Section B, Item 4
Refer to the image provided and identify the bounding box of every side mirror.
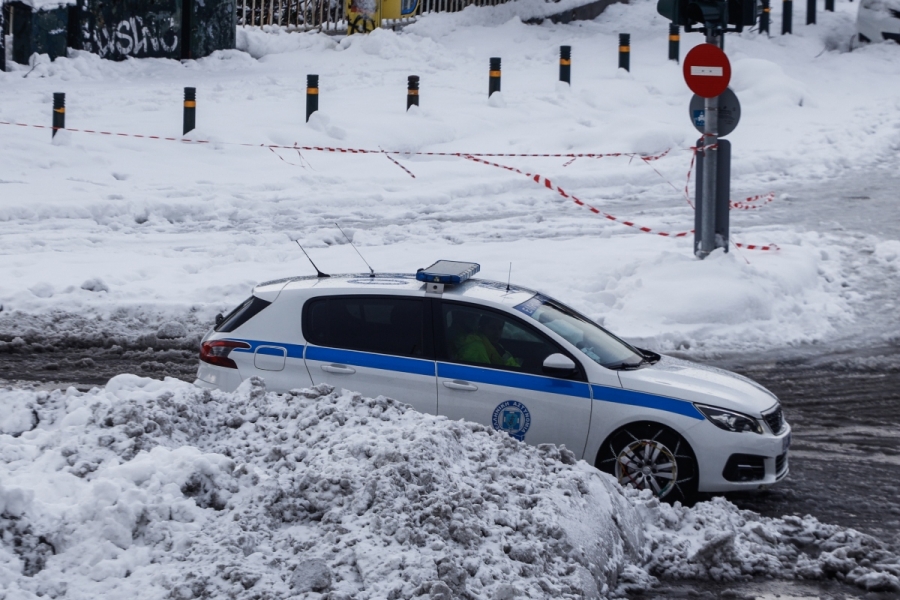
[215,313,225,326]
[543,353,577,377]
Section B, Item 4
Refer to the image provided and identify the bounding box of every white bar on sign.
[690,66,724,77]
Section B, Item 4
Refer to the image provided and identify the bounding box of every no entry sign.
[683,44,731,99]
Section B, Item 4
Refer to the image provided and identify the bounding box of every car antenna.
[506,262,512,292]
[335,223,375,278]
[295,240,330,278]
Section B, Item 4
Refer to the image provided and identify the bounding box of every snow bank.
[635,495,900,593]
[3,377,900,598]
[0,376,646,599]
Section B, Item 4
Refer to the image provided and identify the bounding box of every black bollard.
[760,0,771,34]
[807,0,815,24]
[183,87,196,135]
[559,46,571,84]
[52,93,65,139]
[489,57,501,97]
[825,0,834,10]
[407,75,419,110]
[306,74,319,123]
[618,33,630,72]
[783,0,793,34]
[668,24,680,63]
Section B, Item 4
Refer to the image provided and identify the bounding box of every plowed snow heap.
[2,376,899,599]
[0,376,645,599]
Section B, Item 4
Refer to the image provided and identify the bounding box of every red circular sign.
[683,44,732,99]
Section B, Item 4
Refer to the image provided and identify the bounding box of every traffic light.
[657,0,689,27]
[657,0,757,32]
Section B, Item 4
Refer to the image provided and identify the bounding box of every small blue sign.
[492,400,531,441]
[692,109,705,128]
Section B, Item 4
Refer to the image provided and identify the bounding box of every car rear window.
[215,296,272,333]
[303,296,428,358]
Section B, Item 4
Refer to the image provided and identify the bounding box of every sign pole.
[698,30,720,259]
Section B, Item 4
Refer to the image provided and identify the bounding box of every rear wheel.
[597,422,698,504]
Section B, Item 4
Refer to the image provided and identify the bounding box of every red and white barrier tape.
[3,119,778,251]
[731,193,776,210]
[463,155,779,251]
[380,148,416,179]
[462,155,692,238]
[0,120,669,161]
[682,144,777,210]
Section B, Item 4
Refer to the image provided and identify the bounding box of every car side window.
[304,296,429,358]
[439,302,580,378]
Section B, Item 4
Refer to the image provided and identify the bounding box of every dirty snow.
[2,377,900,598]
[1,376,646,599]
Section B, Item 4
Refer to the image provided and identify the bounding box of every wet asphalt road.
[722,349,900,552]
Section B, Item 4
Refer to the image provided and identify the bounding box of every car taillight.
[200,340,251,369]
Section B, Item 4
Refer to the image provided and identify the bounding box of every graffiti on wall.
[80,14,179,59]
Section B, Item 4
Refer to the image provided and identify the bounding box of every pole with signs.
[683,42,731,257]
[655,0,755,258]
[700,38,719,258]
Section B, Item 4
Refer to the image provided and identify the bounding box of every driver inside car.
[455,314,521,368]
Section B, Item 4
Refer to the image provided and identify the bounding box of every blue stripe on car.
[591,385,704,420]
[437,362,590,398]
[227,339,703,420]
[306,346,436,377]
[227,339,305,359]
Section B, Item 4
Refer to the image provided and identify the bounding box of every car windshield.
[514,294,645,369]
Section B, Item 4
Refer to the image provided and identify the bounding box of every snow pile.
[3,376,900,598]
[635,494,900,593]
[0,376,646,599]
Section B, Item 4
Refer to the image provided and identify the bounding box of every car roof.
[254,273,537,307]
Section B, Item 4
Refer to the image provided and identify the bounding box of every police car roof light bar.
[416,261,481,285]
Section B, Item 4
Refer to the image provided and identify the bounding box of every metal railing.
[238,0,513,31]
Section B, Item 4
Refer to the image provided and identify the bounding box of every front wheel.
[596,422,698,505]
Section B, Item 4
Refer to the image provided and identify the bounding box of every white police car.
[196,261,790,503]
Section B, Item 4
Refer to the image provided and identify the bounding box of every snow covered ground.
[1,0,899,358]
[2,377,899,598]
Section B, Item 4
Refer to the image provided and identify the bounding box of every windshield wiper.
[606,359,645,370]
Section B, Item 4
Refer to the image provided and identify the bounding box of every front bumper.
[690,420,792,493]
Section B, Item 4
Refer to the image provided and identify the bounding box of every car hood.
[617,355,779,416]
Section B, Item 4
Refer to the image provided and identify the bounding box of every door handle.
[322,364,356,375]
[443,380,478,392]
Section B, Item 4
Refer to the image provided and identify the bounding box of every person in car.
[456,315,521,367]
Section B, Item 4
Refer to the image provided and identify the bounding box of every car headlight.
[694,404,763,434]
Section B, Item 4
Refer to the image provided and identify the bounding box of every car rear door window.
[304,296,429,358]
